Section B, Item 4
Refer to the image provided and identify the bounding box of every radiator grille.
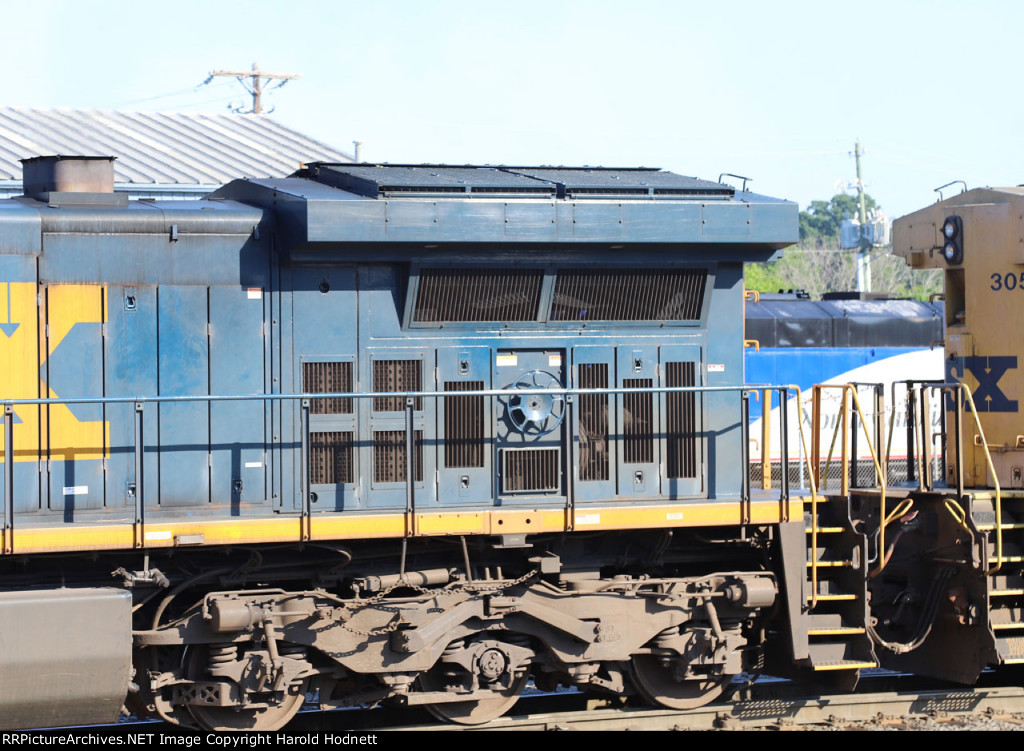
[665,362,697,478]
[309,431,354,484]
[303,361,353,414]
[578,363,609,481]
[373,360,422,412]
[444,381,485,468]
[623,379,654,464]
[373,430,424,483]
[502,448,560,493]
[550,269,707,321]
[413,268,544,322]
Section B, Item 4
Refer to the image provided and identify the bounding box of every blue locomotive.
[2,156,868,730]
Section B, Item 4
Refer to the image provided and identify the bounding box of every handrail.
[899,382,1001,574]
[957,384,1003,574]
[811,384,893,577]
[1,382,793,555]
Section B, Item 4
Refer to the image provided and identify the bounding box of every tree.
[799,192,879,249]
[746,192,942,300]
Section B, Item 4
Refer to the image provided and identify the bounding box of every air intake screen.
[310,432,354,484]
[665,362,697,479]
[373,430,424,483]
[444,381,485,468]
[413,268,543,322]
[373,360,422,412]
[502,448,560,493]
[578,364,609,481]
[551,269,707,321]
[623,379,654,464]
[303,362,353,414]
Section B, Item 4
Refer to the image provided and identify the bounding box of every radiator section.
[413,268,544,322]
[622,378,654,464]
[373,360,422,412]
[443,381,485,468]
[373,430,424,483]
[578,363,609,481]
[551,268,707,321]
[665,362,697,478]
[303,361,353,414]
[309,431,354,484]
[502,448,560,493]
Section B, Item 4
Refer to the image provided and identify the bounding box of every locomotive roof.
[212,163,798,258]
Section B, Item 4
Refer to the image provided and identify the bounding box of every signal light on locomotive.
[942,215,963,265]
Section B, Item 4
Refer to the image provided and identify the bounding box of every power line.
[205,63,300,114]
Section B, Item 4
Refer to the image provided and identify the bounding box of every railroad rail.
[373,685,1024,731]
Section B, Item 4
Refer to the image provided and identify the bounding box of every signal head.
[941,215,963,265]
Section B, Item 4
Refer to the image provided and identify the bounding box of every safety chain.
[338,569,539,637]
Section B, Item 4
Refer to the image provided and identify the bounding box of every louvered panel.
[373,430,424,483]
[623,378,654,464]
[413,268,544,322]
[551,269,707,321]
[502,448,560,493]
[303,362,353,414]
[443,381,484,468]
[665,362,697,479]
[373,360,422,412]
[309,431,354,484]
[578,363,609,481]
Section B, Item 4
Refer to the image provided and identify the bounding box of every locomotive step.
[809,660,878,671]
[807,626,867,636]
[806,592,857,602]
[988,607,1024,627]
[805,559,856,568]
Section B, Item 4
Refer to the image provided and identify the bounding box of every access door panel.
[494,349,566,505]
[437,347,492,505]
[660,344,704,498]
[362,348,437,509]
[572,345,616,502]
[616,345,660,498]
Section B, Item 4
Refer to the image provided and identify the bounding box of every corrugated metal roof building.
[0,107,353,199]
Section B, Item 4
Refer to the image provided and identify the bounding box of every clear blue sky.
[3,0,1019,218]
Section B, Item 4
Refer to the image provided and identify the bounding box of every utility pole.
[207,63,300,114]
[854,139,871,294]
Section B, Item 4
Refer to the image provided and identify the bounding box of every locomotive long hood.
[211,163,798,260]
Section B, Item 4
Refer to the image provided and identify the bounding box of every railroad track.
[289,683,1024,732]
[25,679,1024,733]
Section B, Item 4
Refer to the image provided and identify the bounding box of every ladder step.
[991,589,1024,597]
[992,622,1024,631]
[806,526,846,534]
[811,660,877,672]
[989,556,1024,564]
[808,627,866,636]
[807,593,857,602]
[806,560,854,568]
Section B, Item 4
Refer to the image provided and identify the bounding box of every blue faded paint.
[0,163,797,526]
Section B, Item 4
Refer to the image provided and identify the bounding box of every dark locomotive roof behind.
[746,292,944,348]
[302,163,736,200]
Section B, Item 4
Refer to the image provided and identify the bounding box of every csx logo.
[0,282,108,461]
[948,355,1018,412]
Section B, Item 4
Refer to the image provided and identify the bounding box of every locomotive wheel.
[184,646,309,732]
[420,666,529,725]
[630,655,730,710]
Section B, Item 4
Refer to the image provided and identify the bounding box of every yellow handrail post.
[762,388,772,491]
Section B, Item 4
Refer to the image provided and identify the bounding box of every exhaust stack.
[20,155,117,200]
